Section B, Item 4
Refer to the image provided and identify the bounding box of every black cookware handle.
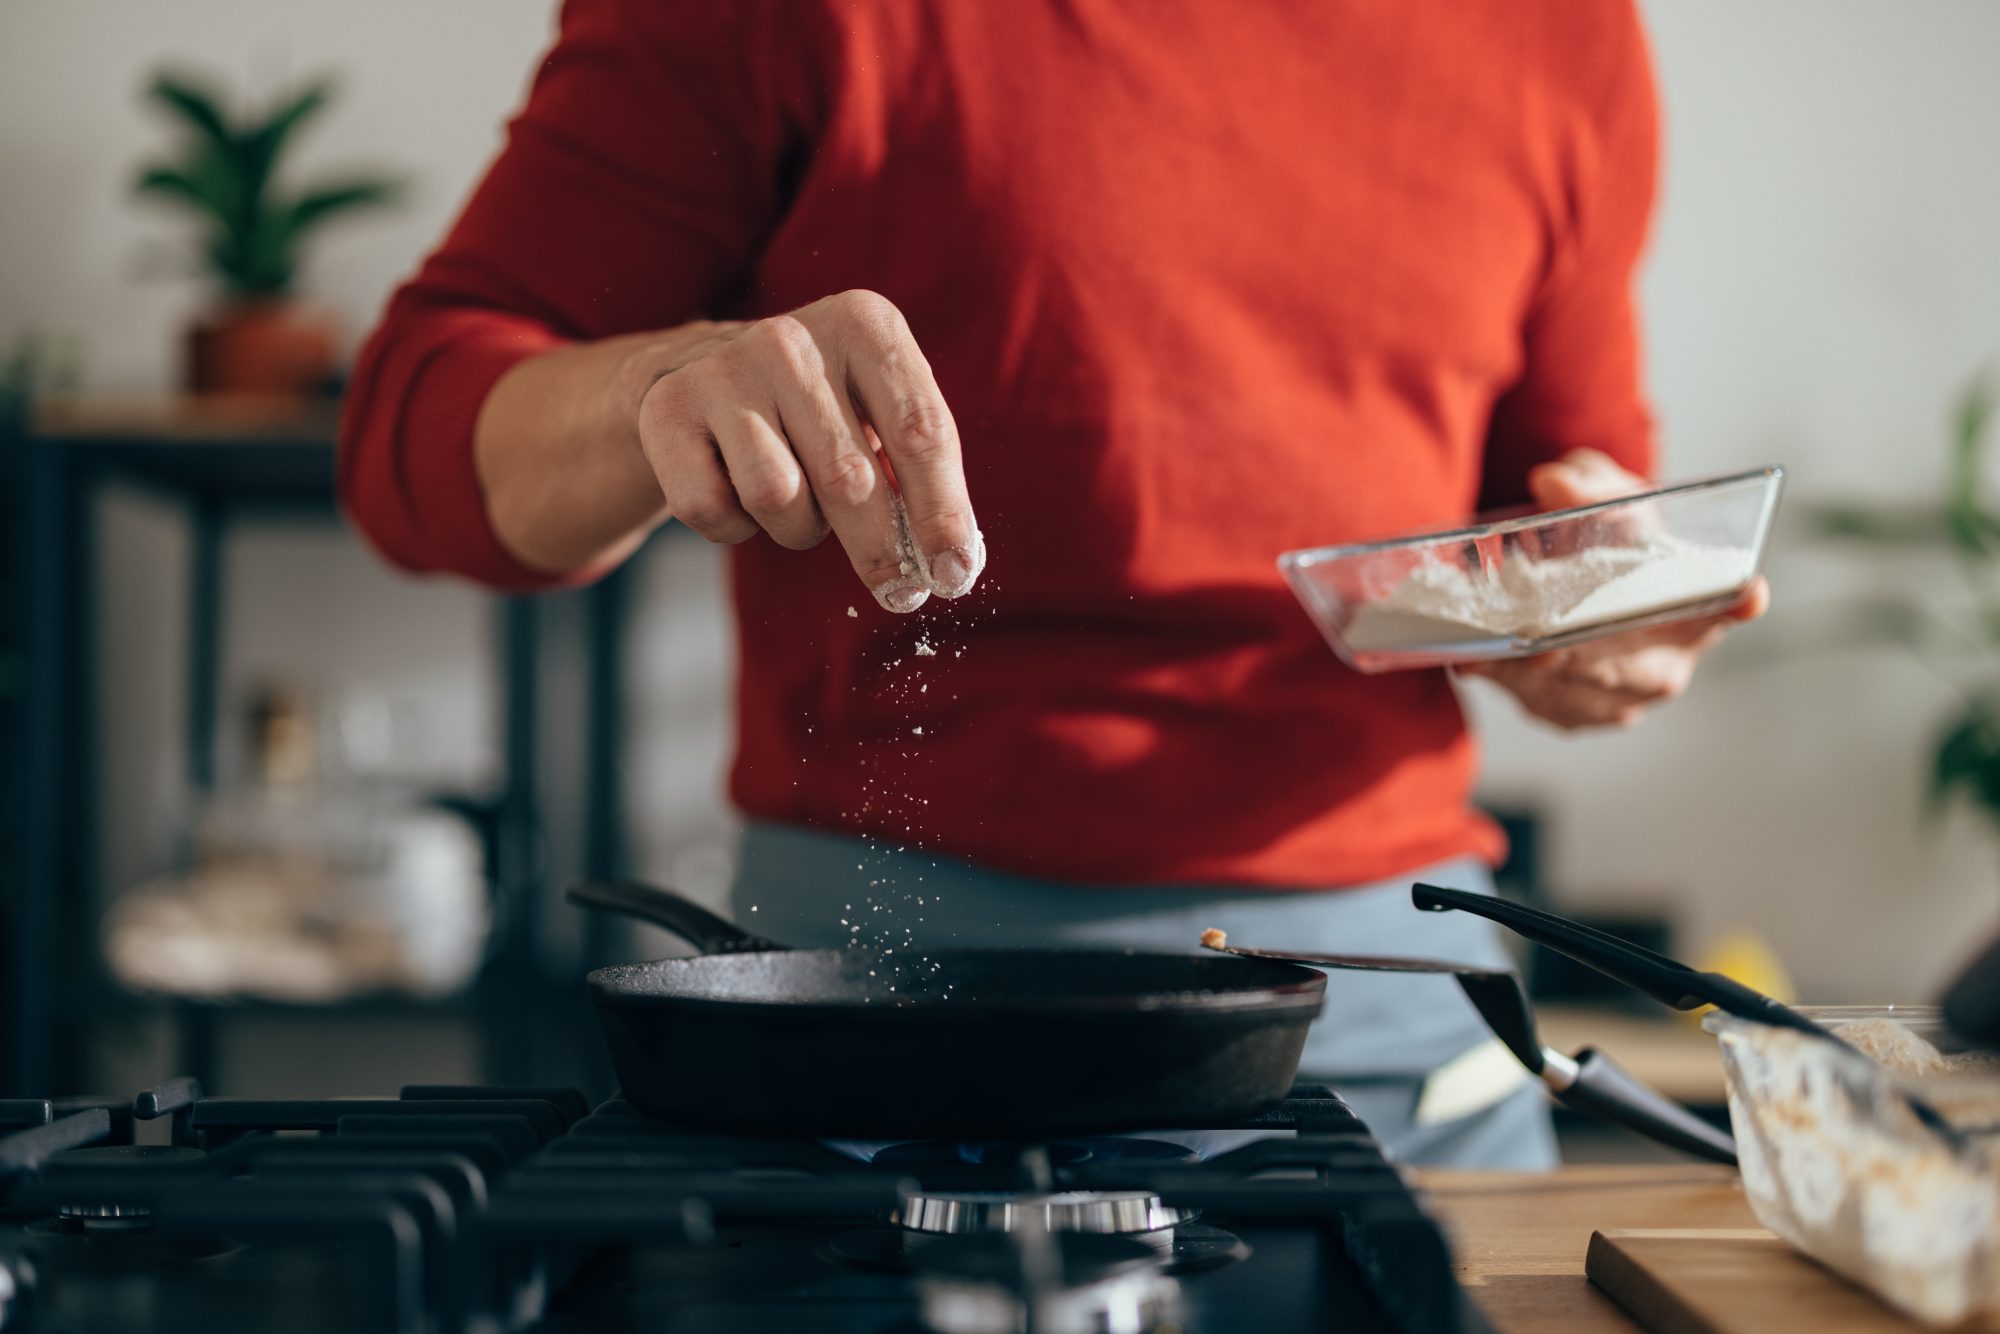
[1557,1047,1738,1165]
[1412,884,1823,1037]
[1450,971,1548,1076]
[566,880,786,954]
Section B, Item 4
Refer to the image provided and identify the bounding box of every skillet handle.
[1555,1046,1738,1166]
[1412,883,1823,1037]
[566,880,784,954]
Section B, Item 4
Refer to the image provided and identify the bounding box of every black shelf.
[3,397,632,1097]
[28,397,342,506]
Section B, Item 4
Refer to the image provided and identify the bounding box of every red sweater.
[341,0,1658,888]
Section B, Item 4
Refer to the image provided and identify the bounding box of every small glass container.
[1278,466,1784,673]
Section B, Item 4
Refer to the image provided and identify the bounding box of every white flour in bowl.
[1342,535,1752,653]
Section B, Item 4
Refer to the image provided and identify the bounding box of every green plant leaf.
[1957,374,1996,473]
[134,159,237,225]
[1929,711,1999,815]
[144,72,235,151]
[279,177,399,241]
[1726,594,1960,671]
[261,81,334,156]
[1948,372,1998,555]
[1801,503,1957,546]
[238,80,334,205]
[134,66,395,298]
[135,164,220,212]
[235,216,296,294]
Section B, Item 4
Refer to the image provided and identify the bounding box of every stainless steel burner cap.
[47,1145,203,1229]
[54,1202,153,1231]
[895,1190,1197,1237]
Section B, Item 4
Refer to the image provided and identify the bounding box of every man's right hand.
[635,289,982,613]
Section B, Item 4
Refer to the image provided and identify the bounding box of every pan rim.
[584,947,1328,1019]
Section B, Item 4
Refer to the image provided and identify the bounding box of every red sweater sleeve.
[1479,1,1660,509]
[338,0,817,588]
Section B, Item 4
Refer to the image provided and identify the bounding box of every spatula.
[1411,882,1971,1150]
[1202,939,1737,1164]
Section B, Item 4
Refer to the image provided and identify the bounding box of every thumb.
[1527,448,1645,512]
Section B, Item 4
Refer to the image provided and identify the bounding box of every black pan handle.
[566,880,785,954]
[1412,884,1823,1037]
[1556,1046,1737,1165]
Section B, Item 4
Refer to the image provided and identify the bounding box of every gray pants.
[731,823,1557,1170]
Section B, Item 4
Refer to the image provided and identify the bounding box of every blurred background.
[4,0,2000,1152]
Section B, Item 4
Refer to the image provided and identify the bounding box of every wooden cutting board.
[1585,1229,1936,1334]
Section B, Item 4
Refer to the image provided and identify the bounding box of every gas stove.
[0,1079,1482,1333]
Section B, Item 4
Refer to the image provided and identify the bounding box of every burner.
[0,1079,1467,1332]
[896,1190,1197,1239]
[49,1146,205,1230]
[871,1137,1199,1168]
[27,1144,230,1265]
[827,1221,1249,1276]
[911,1233,1180,1334]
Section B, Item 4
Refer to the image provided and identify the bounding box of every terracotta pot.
[185,299,339,399]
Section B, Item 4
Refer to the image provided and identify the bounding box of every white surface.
[8,0,2000,1001]
[1341,539,1755,652]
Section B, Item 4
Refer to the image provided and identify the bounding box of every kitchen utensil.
[1279,466,1783,673]
[1203,943,1735,1163]
[1413,883,1970,1148]
[1411,883,1826,1036]
[565,879,1327,1138]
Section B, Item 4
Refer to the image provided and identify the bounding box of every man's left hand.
[1455,449,1767,730]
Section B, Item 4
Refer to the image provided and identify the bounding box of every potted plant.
[1797,369,2000,822]
[134,70,400,398]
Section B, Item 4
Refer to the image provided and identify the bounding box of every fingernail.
[929,548,973,596]
[876,580,929,614]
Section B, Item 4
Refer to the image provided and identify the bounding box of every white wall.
[1468,0,2000,1000]
[6,0,2000,1002]
[0,0,555,386]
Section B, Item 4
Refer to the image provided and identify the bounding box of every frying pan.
[1203,940,1737,1163]
[566,880,1328,1138]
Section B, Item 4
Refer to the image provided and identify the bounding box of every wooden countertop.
[1415,1164,1756,1332]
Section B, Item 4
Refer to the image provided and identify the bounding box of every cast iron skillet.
[567,879,1328,1138]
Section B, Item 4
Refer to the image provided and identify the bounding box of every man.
[341,0,1762,1167]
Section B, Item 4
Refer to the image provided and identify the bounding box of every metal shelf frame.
[2,401,633,1096]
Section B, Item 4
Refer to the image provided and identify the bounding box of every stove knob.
[0,1250,36,1332]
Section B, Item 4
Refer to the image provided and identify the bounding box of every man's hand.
[1455,449,1767,730]
[636,290,982,613]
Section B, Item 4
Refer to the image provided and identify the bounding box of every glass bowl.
[1704,1006,2000,1324]
[1278,466,1784,673]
